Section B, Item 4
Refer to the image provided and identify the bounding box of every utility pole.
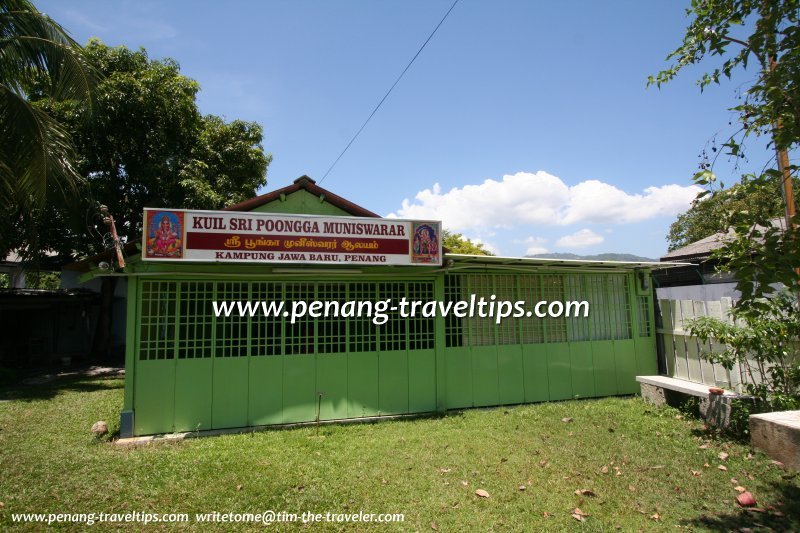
[776,134,796,229]
[711,34,797,232]
[768,56,797,232]
[767,59,799,286]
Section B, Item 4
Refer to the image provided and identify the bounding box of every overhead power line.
[318,0,460,184]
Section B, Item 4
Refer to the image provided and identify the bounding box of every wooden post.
[99,205,125,269]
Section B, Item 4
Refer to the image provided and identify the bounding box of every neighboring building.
[0,288,97,367]
[60,266,130,362]
[1,251,63,289]
[0,252,28,288]
[72,176,685,437]
[653,217,787,301]
[0,253,99,367]
[654,232,736,301]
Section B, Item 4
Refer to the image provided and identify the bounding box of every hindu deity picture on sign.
[411,222,440,264]
[144,210,184,259]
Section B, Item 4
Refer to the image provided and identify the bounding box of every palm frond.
[0,0,97,212]
[0,85,84,205]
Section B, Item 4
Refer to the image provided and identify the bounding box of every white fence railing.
[656,298,741,391]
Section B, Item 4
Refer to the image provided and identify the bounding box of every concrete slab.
[750,410,800,471]
[637,375,740,428]
[752,410,800,427]
[636,375,736,398]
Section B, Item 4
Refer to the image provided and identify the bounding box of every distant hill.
[526,252,658,262]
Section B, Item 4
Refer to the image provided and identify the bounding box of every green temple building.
[77,176,673,437]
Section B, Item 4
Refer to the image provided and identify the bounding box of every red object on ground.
[736,492,757,507]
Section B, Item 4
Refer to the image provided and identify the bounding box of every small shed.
[75,176,685,436]
[0,288,97,366]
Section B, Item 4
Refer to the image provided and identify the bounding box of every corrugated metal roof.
[446,253,692,270]
[660,232,733,260]
[660,217,787,261]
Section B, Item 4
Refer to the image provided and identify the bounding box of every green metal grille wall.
[138,280,435,360]
[442,272,654,408]
[134,279,437,435]
[130,272,656,436]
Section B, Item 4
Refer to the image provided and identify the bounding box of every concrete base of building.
[113,411,438,446]
[636,375,740,428]
[750,410,800,471]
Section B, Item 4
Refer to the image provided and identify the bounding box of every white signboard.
[142,208,442,266]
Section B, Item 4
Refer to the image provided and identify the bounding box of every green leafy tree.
[650,0,799,152]
[23,270,59,289]
[653,0,800,304]
[666,175,795,250]
[12,40,271,260]
[0,0,97,254]
[656,1,800,421]
[9,40,271,359]
[442,230,494,256]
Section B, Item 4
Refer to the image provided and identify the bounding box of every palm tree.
[0,0,96,221]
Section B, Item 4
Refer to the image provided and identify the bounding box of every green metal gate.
[133,279,437,435]
[131,270,655,435]
[442,272,654,408]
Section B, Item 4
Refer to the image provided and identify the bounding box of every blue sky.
[36,0,774,259]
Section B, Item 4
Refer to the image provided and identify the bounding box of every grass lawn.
[1,374,798,531]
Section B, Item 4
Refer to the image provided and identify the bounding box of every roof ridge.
[224,176,380,217]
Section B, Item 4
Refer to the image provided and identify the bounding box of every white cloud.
[561,181,702,225]
[517,236,549,255]
[389,171,702,231]
[525,245,549,255]
[472,237,500,255]
[555,229,604,248]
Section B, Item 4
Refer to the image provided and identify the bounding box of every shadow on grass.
[128,408,464,444]
[682,478,800,531]
[225,409,457,438]
[690,425,751,445]
[0,375,123,402]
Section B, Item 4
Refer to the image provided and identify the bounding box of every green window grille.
[566,274,631,342]
[637,295,651,337]
[138,279,435,360]
[348,282,378,353]
[178,281,214,359]
[443,272,634,347]
[518,275,545,344]
[408,281,435,350]
[466,274,496,346]
[317,283,347,354]
[495,274,518,345]
[137,276,638,359]
[610,275,632,340]
[215,281,250,357]
[566,275,590,342]
[285,282,315,355]
[444,275,463,347]
[251,282,283,356]
[541,274,567,343]
[139,281,177,360]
